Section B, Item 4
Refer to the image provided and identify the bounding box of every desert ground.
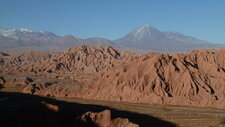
[1,83,225,127]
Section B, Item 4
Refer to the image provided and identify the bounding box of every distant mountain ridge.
[115,24,224,52]
[0,28,119,52]
[0,25,224,53]
[0,28,59,39]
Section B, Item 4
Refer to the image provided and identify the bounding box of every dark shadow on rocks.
[0,85,3,89]
[0,91,177,127]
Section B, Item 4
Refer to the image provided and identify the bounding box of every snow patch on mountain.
[0,28,59,39]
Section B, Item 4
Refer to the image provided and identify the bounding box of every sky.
[0,0,225,43]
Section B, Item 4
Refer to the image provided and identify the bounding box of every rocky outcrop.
[23,81,54,94]
[0,74,33,86]
[23,79,82,97]
[80,110,139,127]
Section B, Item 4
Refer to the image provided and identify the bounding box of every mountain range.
[115,24,224,52]
[0,25,224,53]
[0,28,118,52]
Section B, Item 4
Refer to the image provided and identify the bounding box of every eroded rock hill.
[0,50,52,72]
[34,48,225,109]
[17,45,135,80]
[2,46,225,109]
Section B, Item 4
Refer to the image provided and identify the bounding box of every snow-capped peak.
[0,27,58,39]
[132,24,161,40]
[0,28,14,38]
[13,28,34,32]
[136,24,150,31]
[0,28,37,38]
[12,28,47,33]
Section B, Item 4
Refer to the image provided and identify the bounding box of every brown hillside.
[18,45,135,80]
[0,50,51,72]
[55,48,225,109]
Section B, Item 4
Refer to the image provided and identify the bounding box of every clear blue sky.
[0,0,225,43]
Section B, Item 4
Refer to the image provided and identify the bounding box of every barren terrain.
[0,84,225,127]
[1,46,225,127]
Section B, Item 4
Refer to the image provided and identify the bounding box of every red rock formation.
[23,79,82,97]
[0,50,52,72]
[80,110,139,127]
[69,48,225,109]
[0,74,33,86]
[18,45,135,80]
[3,46,225,109]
